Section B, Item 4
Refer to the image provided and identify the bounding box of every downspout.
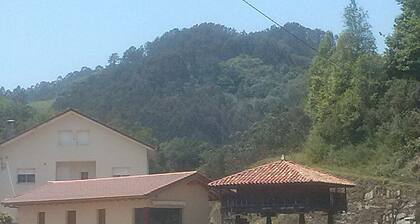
[5,158,16,196]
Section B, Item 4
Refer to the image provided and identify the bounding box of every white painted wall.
[0,111,151,221]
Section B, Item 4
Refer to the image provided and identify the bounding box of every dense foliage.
[0,88,44,139]
[0,213,12,224]
[305,0,419,180]
[2,22,321,177]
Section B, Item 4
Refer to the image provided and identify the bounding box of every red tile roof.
[209,160,355,187]
[3,171,208,207]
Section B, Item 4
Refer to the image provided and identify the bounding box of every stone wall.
[298,178,419,224]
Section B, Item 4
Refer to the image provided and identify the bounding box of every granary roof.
[3,171,209,207]
[209,160,355,188]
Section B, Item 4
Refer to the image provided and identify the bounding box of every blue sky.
[0,0,401,90]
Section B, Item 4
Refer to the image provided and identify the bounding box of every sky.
[0,0,401,90]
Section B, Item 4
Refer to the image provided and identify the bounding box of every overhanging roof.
[209,160,355,188]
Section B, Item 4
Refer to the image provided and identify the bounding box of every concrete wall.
[0,111,150,220]
[15,181,210,224]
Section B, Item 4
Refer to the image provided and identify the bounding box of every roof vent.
[281,155,285,160]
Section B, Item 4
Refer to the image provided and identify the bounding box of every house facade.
[0,109,154,221]
[2,171,211,224]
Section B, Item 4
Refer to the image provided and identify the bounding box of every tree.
[107,53,120,66]
[306,0,382,149]
[343,0,376,55]
[386,0,420,80]
[157,138,213,172]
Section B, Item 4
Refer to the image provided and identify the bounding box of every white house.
[0,109,154,221]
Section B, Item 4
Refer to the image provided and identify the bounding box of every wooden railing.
[221,192,348,214]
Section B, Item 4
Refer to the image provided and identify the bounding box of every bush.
[0,213,12,224]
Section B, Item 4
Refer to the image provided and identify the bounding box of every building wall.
[0,111,150,220]
[56,161,97,181]
[16,181,210,224]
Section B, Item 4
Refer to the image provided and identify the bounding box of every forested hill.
[1,22,323,175]
[29,22,323,147]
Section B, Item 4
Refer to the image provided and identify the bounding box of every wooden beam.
[266,216,272,224]
[327,212,334,224]
[143,208,150,224]
[299,214,305,224]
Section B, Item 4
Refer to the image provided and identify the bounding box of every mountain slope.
[50,23,323,146]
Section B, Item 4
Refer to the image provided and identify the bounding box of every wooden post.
[299,214,305,224]
[327,212,334,224]
[143,208,150,224]
[266,216,272,224]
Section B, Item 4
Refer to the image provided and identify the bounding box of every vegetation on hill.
[305,0,419,181]
[0,0,418,182]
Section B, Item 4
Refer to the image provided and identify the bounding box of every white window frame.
[76,130,90,146]
[112,167,131,177]
[17,168,36,184]
[58,130,75,146]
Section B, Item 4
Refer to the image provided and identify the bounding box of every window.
[59,130,74,146]
[135,208,182,224]
[80,172,89,180]
[112,167,130,177]
[67,210,76,224]
[76,130,90,145]
[17,169,36,184]
[38,212,45,224]
[97,209,106,224]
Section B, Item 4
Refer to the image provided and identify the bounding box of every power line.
[239,0,340,68]
[240,0,318,52]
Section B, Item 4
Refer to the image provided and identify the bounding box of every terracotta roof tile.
[209,160,355,187]
[3,171,205,206]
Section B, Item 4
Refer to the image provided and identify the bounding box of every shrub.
[0,213,12,224]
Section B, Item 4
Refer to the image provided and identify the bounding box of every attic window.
[58,130,74,146]
[76,130,90,145]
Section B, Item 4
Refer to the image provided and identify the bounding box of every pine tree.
[386,0,420,80]
[343,0,377,55]
[306,0,381,148]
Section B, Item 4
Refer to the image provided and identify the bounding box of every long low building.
[2,171,211,224]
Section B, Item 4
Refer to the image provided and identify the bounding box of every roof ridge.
[49,171,197,184]
[0,108,156,150]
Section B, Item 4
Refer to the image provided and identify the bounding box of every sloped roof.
[209,160,355,187]
[3,171,208,207]
[0,108,155,150]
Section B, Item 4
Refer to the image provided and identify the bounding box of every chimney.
[4,119,16,139]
